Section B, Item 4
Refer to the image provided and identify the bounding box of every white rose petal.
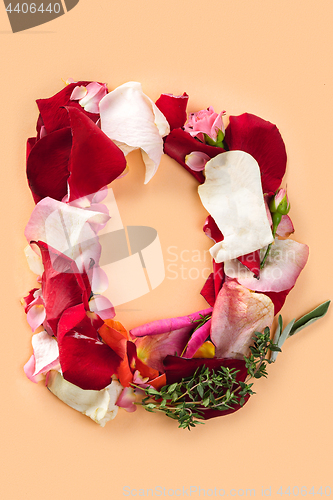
[47,371,123,427]
[99,82,170,184]
[198,151,273,262]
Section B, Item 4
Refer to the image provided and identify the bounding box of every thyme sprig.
[136,328,281,430]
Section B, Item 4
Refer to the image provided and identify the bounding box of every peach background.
[1,1,332,499]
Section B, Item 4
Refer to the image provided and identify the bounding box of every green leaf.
[270,318,295,363]
[289,301,331,337]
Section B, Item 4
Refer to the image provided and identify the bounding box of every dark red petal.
[36,241,91,335]
[200,273,215,306]
[237,250,261,279]
[26,127,72,202]
[22,288,40,313]
[164,356,249,419]
[155,93,189,130]
[262,287,293,315]
[164,129,225,183]
[66,107,127,201]
[213,261,224,298]
[224,113,287,193]
[58,304,121,391]
[203,215,224,243]
[37,81,100,134]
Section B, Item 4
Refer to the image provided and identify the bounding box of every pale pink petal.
[24,355,43,383]
[211,281,274,358]
[26,303,46,332]
[224,239,309,292]
[276,215,294,237]
[91,266,109,294]
[32,331,59,376]
[79,82,108,114]
[185,151,210,171]
[70,85,87,101]
[116,387,137,412]
[89,295,115,320]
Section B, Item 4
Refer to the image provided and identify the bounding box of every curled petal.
[184,319,211,358]
[185,151,210,172]
[24,355,44,383]
[27,302,46,332]
[155,92,189,130]
[24,245,44,275]
[211,281,274,358]
[224,239,309,292]
[164,128,225,183]
[198,151,273,262]
[224,113,287,193]
[100,82,170,183]
[47,371,123,426]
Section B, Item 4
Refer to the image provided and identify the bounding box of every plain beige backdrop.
[1,1,332,499]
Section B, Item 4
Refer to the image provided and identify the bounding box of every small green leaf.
[289,301,331,336]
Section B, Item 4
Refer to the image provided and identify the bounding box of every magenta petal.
[130,308,212,337]
[66,107,127,201]
[164,356,249,419]
[27,127,72,202]
[155,93,189,130]
[184,319,212,358]
[57,304,121,391]
[224,113,287,193]
[164,128,225,183]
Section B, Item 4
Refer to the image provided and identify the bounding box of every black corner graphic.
[3,0,80,33]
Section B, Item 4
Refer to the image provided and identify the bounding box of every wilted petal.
[276,215,294,237]
[198,151,273,262]
[100,82,170,183]
[211,281,274,358]
[224,239,309,292]
[224,113,287,193]
[47,370,123,426]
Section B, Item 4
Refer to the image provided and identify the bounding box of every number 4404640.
[6,3,61,14]
[277,486,331,496]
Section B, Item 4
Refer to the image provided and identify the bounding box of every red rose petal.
[37,81,100,134]
[224,113,287,193]
[203,215,224,243]
[164,128,225,183]
[36,241,91,335]
[66,107,127,201]
[58,304,121,391]
[155,93,189,130]
[27,127,72,202]
[200,273,215,306]
[237,250,261,279]
[263,287,293,315]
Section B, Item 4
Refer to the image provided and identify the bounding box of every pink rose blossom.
[184,106,225,143]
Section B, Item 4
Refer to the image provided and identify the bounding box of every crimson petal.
[36,241,91,336]
[164,128,225,183]
[263,287,294,315]
[164,356,249,419]
[57,303,121,390]
[27,127,72,202]
[155,93,189,130]
[37,81,100,134]
[66,107,126,201]
[237,250,261,279]
[224,113,287,193]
